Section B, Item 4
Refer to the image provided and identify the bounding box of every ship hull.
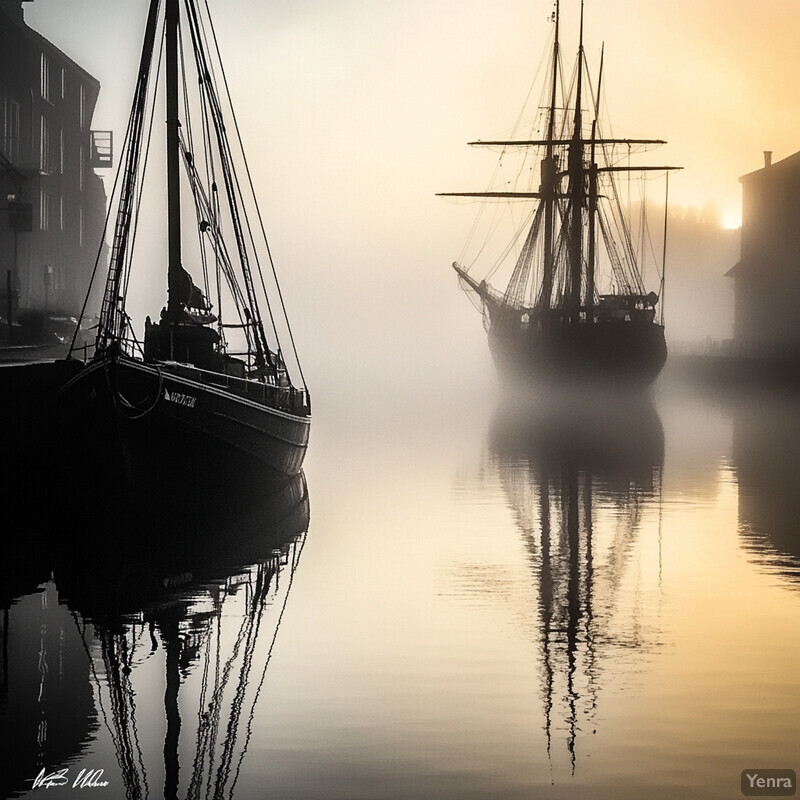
[58,356,311,506]
[488,318,667,388]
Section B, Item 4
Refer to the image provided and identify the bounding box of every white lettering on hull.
[164,387,197,408]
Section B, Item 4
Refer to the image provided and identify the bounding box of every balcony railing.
[89,131,113,168]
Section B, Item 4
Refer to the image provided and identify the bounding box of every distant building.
[727,150,800,354]
[0,0,110,343]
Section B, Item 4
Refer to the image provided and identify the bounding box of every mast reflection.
[1,472,309,800]
[489,393,664,773]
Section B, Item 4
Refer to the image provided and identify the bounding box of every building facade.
[727,150,800,354]
[0,0,109,342]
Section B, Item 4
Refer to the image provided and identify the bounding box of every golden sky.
[20,0,798,358]
[25,0,800,229]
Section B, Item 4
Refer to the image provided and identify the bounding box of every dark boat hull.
[488,318,667,388]
[58,357,311,503]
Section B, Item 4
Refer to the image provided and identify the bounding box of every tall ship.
[58,0,310,482]
[440,0,677,387]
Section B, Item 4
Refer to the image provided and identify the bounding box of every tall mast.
[587,44,605,326]
[166,0,182,319]
[539,0,560,313]
[567,0,586,321]
[163,613,181,800]
[660,171,670,326]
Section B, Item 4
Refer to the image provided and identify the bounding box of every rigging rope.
[198,0,308,388]
[119,33,166,349]
[228,533,307,797]
[182,0,274,376]
[211,564,274,798]
[71,614,147,800]
[103,356,165,421]
[97,1,164,352]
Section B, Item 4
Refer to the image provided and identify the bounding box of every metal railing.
[75,336,311,415]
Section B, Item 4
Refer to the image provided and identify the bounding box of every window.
[61,68,66,100]
[40,53,51,102]
[79,84,86,129]
[4,97,20,162]
[59,195,64,231]
[79,145,84,190]
[40,190,52,231]
[78,205,84,246]
[59,128,64,174]
[40,115,53,173]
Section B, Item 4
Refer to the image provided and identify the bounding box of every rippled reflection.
[1,472,309,800]
[488,392,664,774]
[733,391,800,587]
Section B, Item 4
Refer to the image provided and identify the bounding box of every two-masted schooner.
[440,0,678,387]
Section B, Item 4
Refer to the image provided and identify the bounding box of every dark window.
[40,189,52,231]
[4,97,20,162]
[40,115,53,173]
[40,53,51,102]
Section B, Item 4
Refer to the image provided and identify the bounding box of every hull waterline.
[488,319,667,388]
[58,357,311,498]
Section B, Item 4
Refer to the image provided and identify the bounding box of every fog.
[21,0,796,419]
[662,205,739,346]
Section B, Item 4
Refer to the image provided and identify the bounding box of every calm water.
[2,365,800,800]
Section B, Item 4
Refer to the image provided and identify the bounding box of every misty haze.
[2,2,800,800]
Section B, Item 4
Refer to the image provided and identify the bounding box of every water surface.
[2,369,799,799]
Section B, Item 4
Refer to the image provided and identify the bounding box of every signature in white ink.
[31,768,68,789]
[30,767,110,790]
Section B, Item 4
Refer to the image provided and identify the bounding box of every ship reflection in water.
[487,392,664,775]
[0,472,309,800]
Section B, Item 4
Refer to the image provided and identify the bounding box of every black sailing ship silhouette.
[440,0,679,386]
[59,0,310,478]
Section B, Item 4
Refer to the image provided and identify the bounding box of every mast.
[587,44,605,326]
[163,613,181,800]
[539,0,560,314]
[166,0,183,320]
[660,172,670,326]
[567,0,586,322]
